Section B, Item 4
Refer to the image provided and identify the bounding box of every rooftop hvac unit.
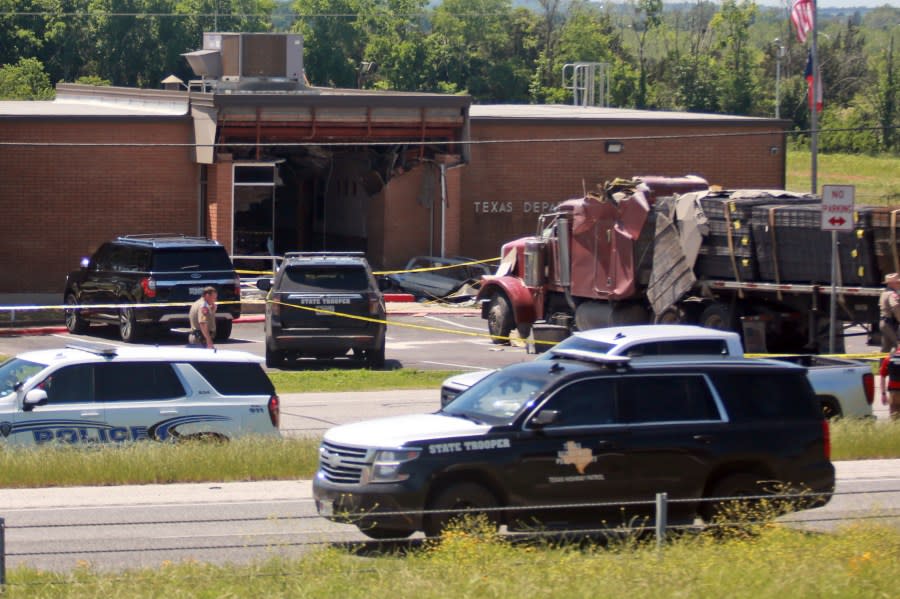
[204,32,304,81]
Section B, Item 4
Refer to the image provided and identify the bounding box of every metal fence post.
[1,517,6,587]
[655,492,668,550]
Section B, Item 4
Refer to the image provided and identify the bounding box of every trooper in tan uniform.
[188,286,218,349]
[880,273,900,352]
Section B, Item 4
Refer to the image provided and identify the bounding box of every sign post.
[821,185,855,353]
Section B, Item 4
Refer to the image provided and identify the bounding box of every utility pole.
[774,38,785,119]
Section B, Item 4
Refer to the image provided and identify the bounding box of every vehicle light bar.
[549,349,631,366]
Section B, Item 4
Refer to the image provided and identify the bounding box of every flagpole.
[810,0,818,196]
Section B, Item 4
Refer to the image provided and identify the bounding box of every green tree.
[709,0,758,115]
[425,0,532,101]
[870,31,898,152]
[629,0,662,108]
[0,57,54,99]
[292,0,366,87]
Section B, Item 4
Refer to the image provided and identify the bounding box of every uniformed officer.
[879,346,900,420]
[188,286,218,349]
[879,273,900,352]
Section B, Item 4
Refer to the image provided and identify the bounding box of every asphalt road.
[3,461,899,573]
[0,310,533,374]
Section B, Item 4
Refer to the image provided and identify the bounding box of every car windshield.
[152,248,234,271]
[442,369,546,425]
[0,358,45,396]
[540,335,616,360]
[281,266,369,292]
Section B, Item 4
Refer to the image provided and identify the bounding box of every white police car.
[0,343,280,445]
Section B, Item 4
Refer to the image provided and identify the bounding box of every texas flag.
[804,50,823,113]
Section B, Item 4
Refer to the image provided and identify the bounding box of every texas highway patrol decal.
[550,440,605,483]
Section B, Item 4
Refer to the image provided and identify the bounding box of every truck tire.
[64,294,88,334]
[699,303,739,332]
[424,482,500,538]
[819,395,843,420]
[700,473,765,524]
[215,319,233,341]
[358,524,414,540]
[366,345,386,369]
[265,345,285,368]
[487,295,514,344]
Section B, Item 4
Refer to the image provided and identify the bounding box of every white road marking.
[423,315,485,331]
[421,361,492,370]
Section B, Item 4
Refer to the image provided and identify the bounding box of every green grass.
[4,522,898,597]
[830,418,900,460]
[0,420,897,489]
[269,369,461,393]
[0,436,320,488]
[786,150,900,204]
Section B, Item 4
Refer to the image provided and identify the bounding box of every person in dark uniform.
[188,286,218,349]
[879,273,900,352]
[879,346,900,420]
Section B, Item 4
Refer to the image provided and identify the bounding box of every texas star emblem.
[556,440,597,474]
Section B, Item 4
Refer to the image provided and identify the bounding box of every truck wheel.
[64,294,88,334]
[699,303,739,332]
[424,482,500,538]
[215,319,233,341]
[819,396,842,420]
[487,295,514,344]
[366,345,386,369]
[265,346,285,368]
[700,473,765,525]
[118,306,142,343]
[358,524,414,540]
[655,305,688,325]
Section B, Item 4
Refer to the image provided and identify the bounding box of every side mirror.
[23,389,48,412]
[531,409,559,427]
[256,278,272,292]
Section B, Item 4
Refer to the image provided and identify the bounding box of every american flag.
[791,0,814,44]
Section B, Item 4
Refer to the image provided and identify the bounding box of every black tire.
[819,395,843,420]
[215,319,233,341]
[655,305,688,325]
[424,482,500,538]
[700,473,765,524]
[64,294,88,334]
[366,345,386,369]
[487,294,514,345]
[358,524,415,540]
[699,302,739,332]
[265,345,285,368]
[118,305,142,343]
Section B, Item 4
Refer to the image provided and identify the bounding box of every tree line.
[1,0,897,153]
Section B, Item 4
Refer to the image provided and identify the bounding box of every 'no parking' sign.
[821,185,855,232]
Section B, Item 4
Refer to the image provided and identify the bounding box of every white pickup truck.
[440,325,875,419]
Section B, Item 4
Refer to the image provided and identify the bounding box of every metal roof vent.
[183,32,305,92]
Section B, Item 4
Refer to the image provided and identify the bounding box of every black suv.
[313,353,835,539]
[64,235,241,342]
[256,252,386,369]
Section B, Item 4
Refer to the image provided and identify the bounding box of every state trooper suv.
[64,235,242,342]
[0,343,280,445]
[313,352,835,539]
[256,252,386,369]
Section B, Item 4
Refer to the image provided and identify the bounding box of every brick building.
[0,36,788,296]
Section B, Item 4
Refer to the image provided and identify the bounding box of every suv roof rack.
[65,342,118,358]
[117,234,217,246]
[283,252,365,258]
